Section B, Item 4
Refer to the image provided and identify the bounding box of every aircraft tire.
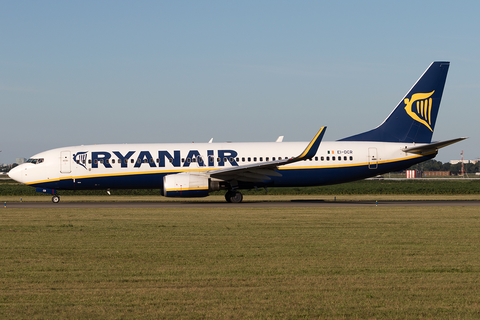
[225,190,243,203]
[52,195,60,203]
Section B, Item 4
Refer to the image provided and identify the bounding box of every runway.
[4,200,480,209]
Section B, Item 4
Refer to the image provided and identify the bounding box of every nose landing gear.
[35,188,60,203]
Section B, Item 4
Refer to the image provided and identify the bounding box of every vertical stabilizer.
[340,61,450,143]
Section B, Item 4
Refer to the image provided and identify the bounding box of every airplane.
[8,61,466,203]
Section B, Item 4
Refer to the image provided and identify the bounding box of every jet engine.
[163,173,220,197]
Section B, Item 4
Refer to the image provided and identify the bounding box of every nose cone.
[8,165,25,183]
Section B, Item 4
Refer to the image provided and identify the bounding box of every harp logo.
[73,151,88,170]
[404,91,435,132]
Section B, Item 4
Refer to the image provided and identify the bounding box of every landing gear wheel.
[225,191,243,203]
[52,195,60,203]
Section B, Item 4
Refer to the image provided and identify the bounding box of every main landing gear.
[225,190,243,203]
[52,194,60,203]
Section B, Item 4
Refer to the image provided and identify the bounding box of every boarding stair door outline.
[60,151,72,173]
[368,147,378,169]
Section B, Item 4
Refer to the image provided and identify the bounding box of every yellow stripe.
[25,168,213,186]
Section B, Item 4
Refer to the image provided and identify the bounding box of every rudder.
[340,61,450,143]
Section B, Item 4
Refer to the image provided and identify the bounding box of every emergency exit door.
[60,151,71,173]
[368,148,378,169]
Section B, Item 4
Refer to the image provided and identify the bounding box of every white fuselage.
[8,140,431,191]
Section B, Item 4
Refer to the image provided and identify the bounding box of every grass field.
[1,206,480,318]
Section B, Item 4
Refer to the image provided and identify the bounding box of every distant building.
[450,160,472,165]
[423,171,451,177]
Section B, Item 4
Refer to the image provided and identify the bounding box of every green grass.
[1,207,480,318]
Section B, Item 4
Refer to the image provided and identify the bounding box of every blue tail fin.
[340,61,450,143]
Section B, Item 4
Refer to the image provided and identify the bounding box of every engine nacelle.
[163,173,219,198]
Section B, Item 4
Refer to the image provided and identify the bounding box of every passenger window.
[88,159,92,164]
[326,156,330,161]
[344,156,347,161]
[131,159,134,163]
[236,157,239,162]
[248,157,251,162]
[350,156,353,161]
[272,157,276,161]
[187,158,191,163]
[315,157,318,161]
[253,157,257,162]
[192,158,196,162]
[332,156,335,160]
[321,156,324,161]
[266,157,269,161]
[229,157,234,162]
[111,159,115,164]
[259,157,263,162]
[169,158,173,163]
[242,157,245,162]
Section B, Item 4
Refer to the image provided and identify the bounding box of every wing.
[402,137,467,154]
[209,127,326,182]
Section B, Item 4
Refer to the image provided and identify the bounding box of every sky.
[1,1,479,164]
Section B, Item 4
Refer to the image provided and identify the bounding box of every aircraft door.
[368,148,378,169]
[60,151,72,173]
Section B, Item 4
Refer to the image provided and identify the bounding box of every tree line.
[408,159,479,175]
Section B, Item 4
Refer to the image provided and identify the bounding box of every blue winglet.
[295,126,327,161]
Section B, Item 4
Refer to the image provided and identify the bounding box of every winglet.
[294,126,327,161]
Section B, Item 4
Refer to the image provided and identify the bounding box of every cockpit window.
[26,158,44,164]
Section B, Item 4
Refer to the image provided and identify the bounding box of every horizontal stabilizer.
[402,137,467,154]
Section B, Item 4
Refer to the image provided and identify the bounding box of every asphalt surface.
[3,200,480,208]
